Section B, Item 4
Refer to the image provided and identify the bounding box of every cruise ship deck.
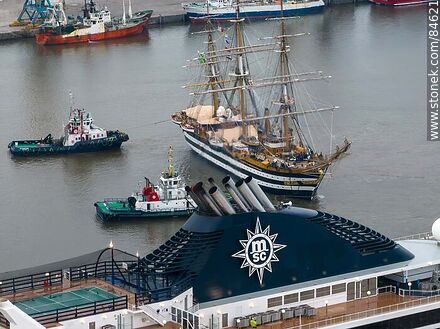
[2,184,440,329]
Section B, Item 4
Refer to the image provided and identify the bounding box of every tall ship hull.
[36,19,149,45]
[368,0,428,5]
[183,130,348,198]
[183,0,325,21]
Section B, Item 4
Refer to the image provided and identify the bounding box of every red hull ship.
[369,0,428,5]
[35,0,152,45]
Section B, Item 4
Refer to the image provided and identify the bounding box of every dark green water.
[0,3,431,272]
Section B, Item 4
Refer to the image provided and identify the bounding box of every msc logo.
[232,217,286,285]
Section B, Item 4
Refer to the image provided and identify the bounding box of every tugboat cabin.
[64,109,108,146]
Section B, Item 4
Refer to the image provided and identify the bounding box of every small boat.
[35,0,153,45]
[182,0,325,22]
[8,93,129,156]
[94,147,197,221]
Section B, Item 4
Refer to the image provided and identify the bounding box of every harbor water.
[0,3,431,272]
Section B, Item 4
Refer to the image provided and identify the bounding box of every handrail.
[394,232,433,241]
[399,288,440,297]
[141,304,170,325]
[377,285,396,294]
[0,270,63,296]
[285,294,440,329]
[0,312,10,328]
[32,296,127,325]
[188,303,200,313]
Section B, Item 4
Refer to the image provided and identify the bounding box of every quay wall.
[0,0,368,42]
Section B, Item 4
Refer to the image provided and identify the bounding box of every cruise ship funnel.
[224,183,249,212]
[209,186,236,215]
[244,176,276,211]
[193,182,223,216]
[185,186,210,213]
[222,176,251,211]
[236,179,265,212]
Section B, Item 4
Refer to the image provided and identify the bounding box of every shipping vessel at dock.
[35,0,153,45]
[183,0,325,22]
[95,147,196,220]
[8,94,129,156]
[172,0,350,198]
[369,0,428,5]
[2,177,440,328]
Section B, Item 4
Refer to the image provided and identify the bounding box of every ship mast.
[205,4,220,112]
[168,146,174,177]
[232,0,248,138]
[279,0,291,150]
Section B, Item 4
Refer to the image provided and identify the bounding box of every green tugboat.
[8,93,129,156]
[94,147,196,221]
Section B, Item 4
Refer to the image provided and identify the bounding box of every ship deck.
[230,291,420,329]
[2,277,136,306]
[2,276,440,328]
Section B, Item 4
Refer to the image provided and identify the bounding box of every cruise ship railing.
[0,312,10,329]
[68,260,138,281]
[399,288,440,297]
[394,232,433,241]
[134,275,194,306]
[0,270,62,296]
[32,295,127,325]
[285,294,440,329]
[377,285,396,294]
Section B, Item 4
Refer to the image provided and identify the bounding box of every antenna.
[168,146,174,177]
[128,0,132,19]
[122,0,126,25]
[69,90,74,111]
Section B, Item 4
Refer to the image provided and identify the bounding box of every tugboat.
[8,93,129,156]
[94,147,196,221]
[35,0,153,45]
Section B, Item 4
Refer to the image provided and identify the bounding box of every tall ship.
[8,93,129,156]
[183,0,325,22]
[172,1,350,198]
[95,147,196,220]
[35,0,153,45]
[3,177,440,328]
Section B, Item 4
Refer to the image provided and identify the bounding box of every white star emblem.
[232,217,286,285]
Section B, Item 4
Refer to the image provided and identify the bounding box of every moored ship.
[35,0,153,45]
[172,0,350,198]
[95,147,196,220]
[369,0,428,5]
[8,93,129,156]
[3,177,440,328]
[183,0,325,22]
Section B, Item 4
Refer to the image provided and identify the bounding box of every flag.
[198,52,206,64]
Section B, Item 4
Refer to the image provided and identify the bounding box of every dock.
[0,0,369,42]
[0,0,186,41]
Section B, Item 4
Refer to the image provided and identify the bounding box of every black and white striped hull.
[183,131,325,198]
